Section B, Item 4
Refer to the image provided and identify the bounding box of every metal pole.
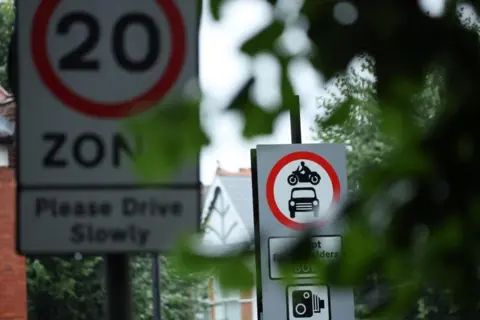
[290,95,302,143]
[152,253,162,320]
[254,95,302,320]
[106,254,133,320]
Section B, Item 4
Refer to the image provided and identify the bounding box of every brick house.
[0,87,27,320]
[201,167,257,320]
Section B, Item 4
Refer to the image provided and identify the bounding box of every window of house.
[225,301,240,319]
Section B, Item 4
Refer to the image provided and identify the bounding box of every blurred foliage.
[314,55,445,191]
[0,0,13,91]
[164,0,480,319]
[131,254,208,320]
[314,54,449,318]
[173,236,255,292]
[126,96,208,181]
[26,256,105,320]
[27,255,207,320]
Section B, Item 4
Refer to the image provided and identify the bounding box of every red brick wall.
[241,302,253,320]
[0,168,27,320]
[240,289,253,320]
[7,144,15,169]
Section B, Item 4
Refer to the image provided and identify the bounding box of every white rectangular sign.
[255,144,355,319]
[268,236,342,279]
[17,0,200,254]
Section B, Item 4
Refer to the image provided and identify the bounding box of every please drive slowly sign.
[16,0,200,254]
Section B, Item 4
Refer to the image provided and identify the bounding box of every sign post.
[106,254,133,320]
[16,1,199,320]
[251,97,355,320]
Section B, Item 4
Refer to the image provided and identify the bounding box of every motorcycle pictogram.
[287,161,321,186]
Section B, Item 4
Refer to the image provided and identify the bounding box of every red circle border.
[266,151,342,231]
[32,0,186,118]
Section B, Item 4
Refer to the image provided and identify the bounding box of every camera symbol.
[291,290,325,318]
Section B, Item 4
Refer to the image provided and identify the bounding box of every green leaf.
[320,97,353,127]
[171,236,218,273]
[210,0,223,20]
[228,78,279,137]
[229,77,254,107]
[240,21,284,56]
[125,98,209,181]
[172,235,255,291]
[243,105,278,138]
[217,260,254,290]
[334,221,381,285]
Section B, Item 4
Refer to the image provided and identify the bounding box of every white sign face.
[19,189,199,253]
[265,151,342,230]
[17,0,199,254]
[273,159,334,224]
[286,285,331,320]
[268,236,341,279]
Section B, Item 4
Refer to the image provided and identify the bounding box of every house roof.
[0,114,13,137]
[216,168,254,233]
[201,184,210,205]
[0,97,14,122]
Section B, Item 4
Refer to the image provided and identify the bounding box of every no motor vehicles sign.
[16,0,199,254]
[265,151,342,230]
[254,144,355,319]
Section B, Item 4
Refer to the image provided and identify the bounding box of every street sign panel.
[269,236,342,279]
[17,0,199,254]
[255,144,355,319]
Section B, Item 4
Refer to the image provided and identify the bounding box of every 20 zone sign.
[57,12,160,72]
[32,0,187,118]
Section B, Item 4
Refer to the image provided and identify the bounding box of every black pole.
[152,254,162,320]
[250,149,262,320]
[106,254,133,320]
[290,95,302,143]
[252,95,302,319]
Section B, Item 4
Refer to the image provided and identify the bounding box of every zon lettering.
[42,132,141,168]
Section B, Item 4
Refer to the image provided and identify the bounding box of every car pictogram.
[288,187,319,219]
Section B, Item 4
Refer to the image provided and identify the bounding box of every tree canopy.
[0,0,13,92]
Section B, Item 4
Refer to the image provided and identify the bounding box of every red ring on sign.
[266,151,342,230]
[32,0,186,118]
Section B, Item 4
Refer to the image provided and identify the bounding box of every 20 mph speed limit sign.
[17,0,199,254]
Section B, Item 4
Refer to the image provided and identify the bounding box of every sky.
[199,0,323,185]
[198,0,448,185]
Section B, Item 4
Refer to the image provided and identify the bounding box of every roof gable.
[201,184,210,205]
[217,175,254,233]
[201,167,255,240]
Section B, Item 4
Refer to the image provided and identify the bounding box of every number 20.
[57,12,160,72]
